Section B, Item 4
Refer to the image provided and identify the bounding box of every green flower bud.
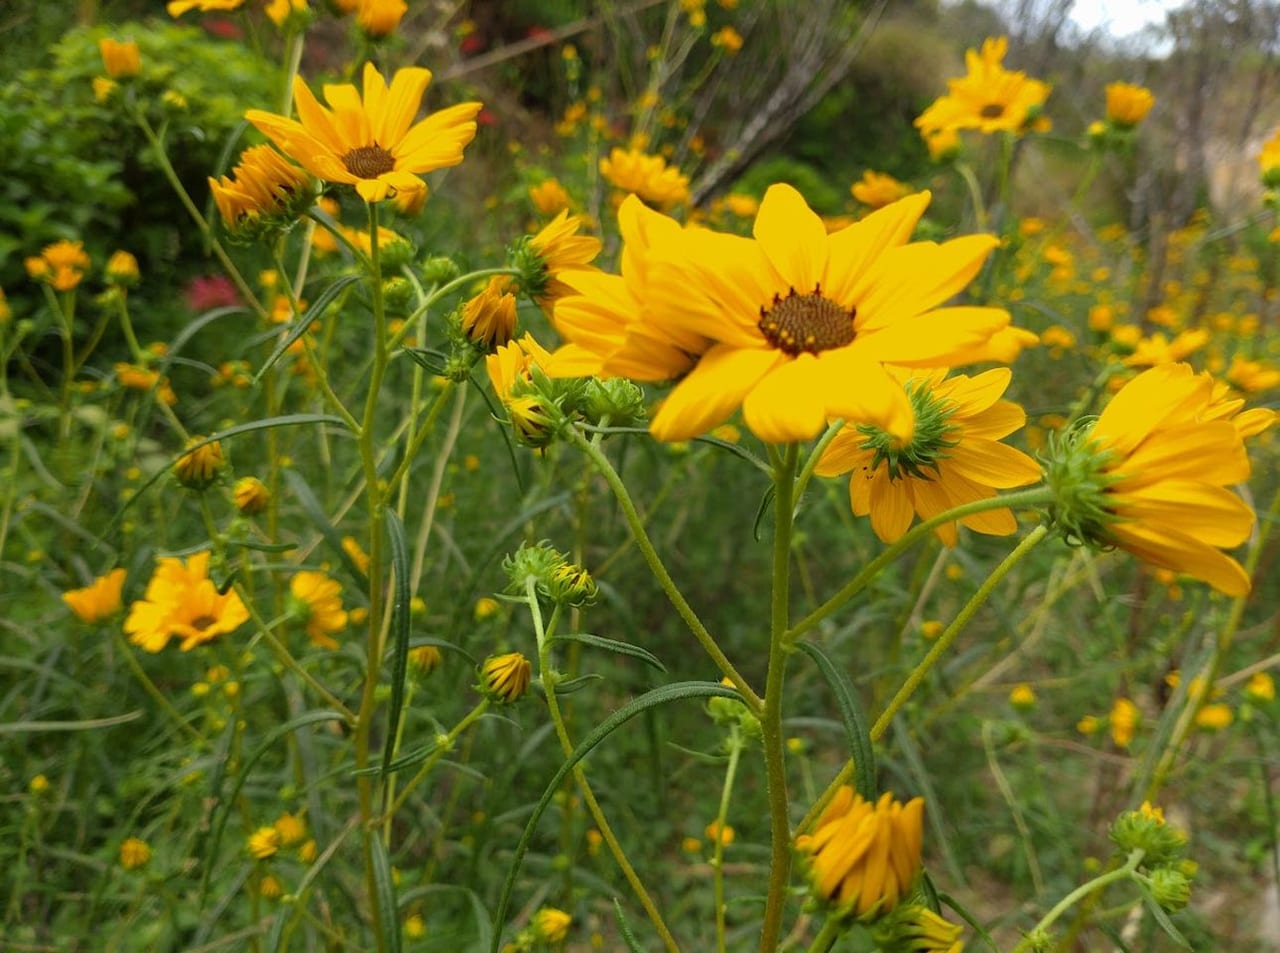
[1147,866,1192,912]
[503,541,568,596]
[420,256,460,285]
[546,562,597,607]
[581,377,647,429]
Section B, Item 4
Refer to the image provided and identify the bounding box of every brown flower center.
[980,103,1006,119]
[342,144,395,179]
[190,614,217,632]
[758,285,856,356]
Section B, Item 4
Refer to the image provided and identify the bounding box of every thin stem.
[787,488,1055,644]
[798,524,1049,835]
[566,424,761,710]
[759,443,799,953]
[793,419,845,506]
[380,699,489,821]
[528,579,679,953]
[1010,849,1145,953]
[712,728,744,953]
[112,629,201,741]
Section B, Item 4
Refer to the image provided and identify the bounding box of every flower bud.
[546,562,597,607]
[421,256,460,285]
[175,437,225,490]
[1147,866,1192,912]
[478,652,532,703]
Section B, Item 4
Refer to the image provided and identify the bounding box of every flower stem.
[759,443,799,953]
[797,524,1049,835]
[803,915,847,953]
[380,698,489,821]
[527,579,680,953]
[712,726,744,953]
[566,424,761,710]
[1010,848,1145,953]
[787,488,1055,644]
[112,629,201,741]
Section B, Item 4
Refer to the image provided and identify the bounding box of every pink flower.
[185,274,240,312]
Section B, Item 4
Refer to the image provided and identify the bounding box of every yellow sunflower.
[246,63,482,203]
[124,552,249,652]
[582,184,1008,443]
[289,571,348,650]
[915,37,1051,138]
[545,195,709,381]
[599,147,691,208]
[1045,363,1258,595]
[816,367,1040,545]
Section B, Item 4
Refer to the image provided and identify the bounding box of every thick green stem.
[566,425,761,710]
[758,443,799,953]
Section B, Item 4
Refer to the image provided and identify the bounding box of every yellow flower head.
[711,26,743,53]
[878,905,965,953]
[1226,355,1280,394]
[816,367,1038,544]
[175,437,225,489]
[93,77,118,102]
[408,645,443,675]
[1260,126,1280,186]
[1246,672,1276,703]
[124,552,249,653]
[119,837,152,870]
[273,812,307,845]
[530,177,571,216]
[532,907,571,943]
[289,571,348,650]
[1110,697,1140,748]
[1105,82,1155,127]
[99,38,140,79]
[553,186,1008,444]
[795,788,925,920]
[460,276,518,350]
[233,476,270,515]
[248,826,282,859]
[26,240,91,292]
[404,914,426,938]
[519,210,602,310]
[485,334,555,402]
[851,170,912,209]
[479,652,532,703]
[916,37,1051,138]
[342,535,371,574]
[1123,329,1209,368]
[209,144,313,239]
[599,147,691,208]
[704,820,735,846]
[105,250,140,286]
[1044,363,1257,595]
[1009,683,1037,708]
[357,0,407,37]
[265,0,309,28]
[63,568,127,623]
[1194,703,1233,730]
[246,63,482,203]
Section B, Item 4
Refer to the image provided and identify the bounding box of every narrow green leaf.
[370,834,402,953]
[796,640,876,800]
[380,509,412,779]
[1142,893,1192,949]
[200,710,345,901]
[284,470,368,588]
[548,673,604,695]
[550,632,667,673]
[0,711,142,733]
[612,899,647,953]
[938,892,1000,953]
[402,347,448,375]
[490,681,740,953]
[227,538,299,554]
[254,273,363,382]
[165,305,249,364]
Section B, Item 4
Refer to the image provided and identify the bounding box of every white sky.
[1068,0,1181,38]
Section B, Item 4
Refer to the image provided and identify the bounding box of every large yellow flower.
[246,63,482,203]
[123,552,249,652]
[795,788,924,920]
[1045,363,1257,595]
[816,367,1040,545]
[915,37,1051,137]
[546,195,710,382]
[588,185,1008,443]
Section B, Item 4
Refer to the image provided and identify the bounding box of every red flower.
[460,33,486,55]
[185,274,240,312]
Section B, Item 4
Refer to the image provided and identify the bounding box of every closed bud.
[1147,866,1192,912]
[382,276,413,314]
[478,652,532,703]
[581,377,647,429]
[546,562,597,607]
[174,437,225,490]
[421,256,460,284]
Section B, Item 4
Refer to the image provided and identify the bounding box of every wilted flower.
[233,476,270,514]
[174,437,225,489]
[460,276,517,350]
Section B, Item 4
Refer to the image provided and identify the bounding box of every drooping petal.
[946,439,1040,488]
[818,353,915,441]
[1109,522,1251,596]
[867,469,916,542]
[1112,480,1254,548]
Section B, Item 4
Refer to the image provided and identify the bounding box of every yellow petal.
[1114,422,1249,489]
[814,428,874,477]
[649,344,782,441]
[1092,364,1205,457]
[1113,480,1254,548]
[754,183,827,293]
[823,192,932,306]
[394,102,483,170]
[818,355,915,441]
[861,307,1010,367]
[855,234,997,323]
[868,469,916,542]
[371,64,432,146]
[946,439,1040,489]
[742,356,827,442]
[1109,522,1251,596]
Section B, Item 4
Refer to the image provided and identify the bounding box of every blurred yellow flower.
[1258,126,1280,185]
[532,907,571,943]
[404,914,426,938]
[119,837,152,869]
[174,437,224,489]
[247,64,482,203]
[795,788,924,920]
[26,240,91,292]
[168,0,244,14]
[233,476,270,515]
[1245,672,1275,702]
[98,38,140,78]
[1226,355,1280,394]
[1077,714,1100,736]
[1123,329,1209,367]
[357,0,407,36]
[851,170,912,209]
[704,820,735,846]
[1194,703,1233,730]
[342,536,371,574]
[124,552,249,653]
[289,571,348,650]
[105,250,139,286]
[1105,82,1154,127]
[710,26,743,53]
[248,826,282,859]
[915,37,1051,138]
[529,177,571,215]
[816,368,1039,545]
[408,645,442,675]
[264,0,308,27]
[1110,697,1140,748]
[599,147,691,208]
[62,568,127,623]
[1009,683,1037,708]
[273,812,307,845]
